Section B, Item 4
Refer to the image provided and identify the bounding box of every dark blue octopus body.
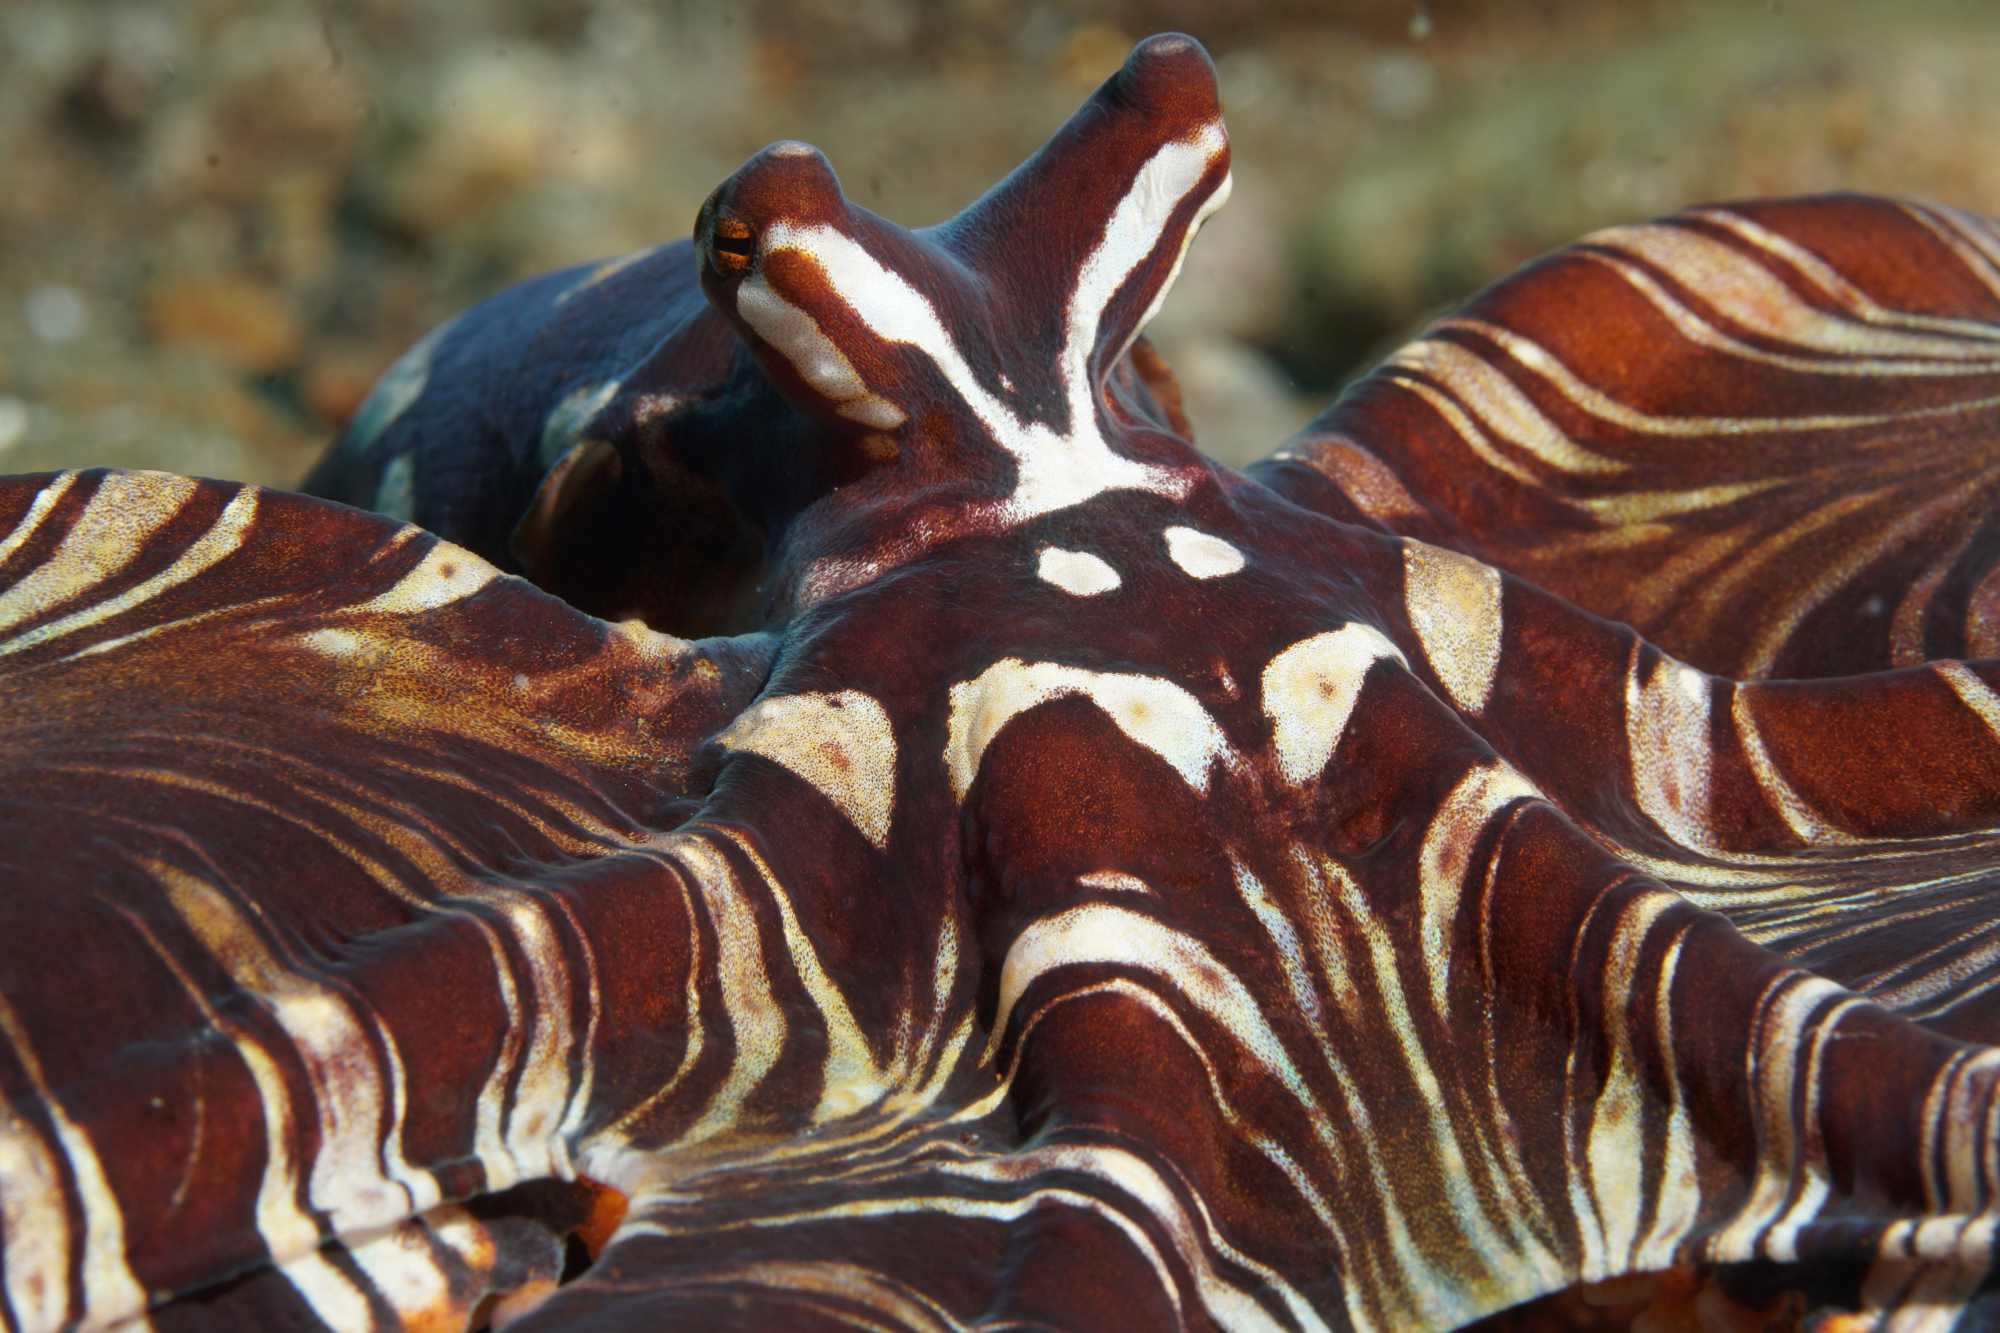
[4,33,2000,1333]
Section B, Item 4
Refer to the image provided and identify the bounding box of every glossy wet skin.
[687,34,1232,611]
[7,29,2000,1333]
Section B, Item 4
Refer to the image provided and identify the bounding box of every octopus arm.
[1255,193,2000,681]
[0,469,776,1330]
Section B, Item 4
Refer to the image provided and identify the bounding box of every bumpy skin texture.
[5,31,2000,1333]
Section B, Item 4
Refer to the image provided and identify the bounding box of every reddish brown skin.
[4,32,2000,1333]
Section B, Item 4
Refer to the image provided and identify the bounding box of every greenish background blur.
[3,0,1996,480]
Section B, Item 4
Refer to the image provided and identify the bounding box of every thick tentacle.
[1254,195,2000,680]
[1360,521,2000,1037]
[0,470,782,1329]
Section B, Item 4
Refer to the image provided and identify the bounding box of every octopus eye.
[709,216,757,275]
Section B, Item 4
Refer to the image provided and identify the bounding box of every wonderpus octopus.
[5,31,2000,1333]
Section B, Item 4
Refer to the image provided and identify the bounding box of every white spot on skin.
[1402,540,1504,714]
[375,453,416,522]
[751,121,1228,528]
[945,658,1230,801]
[1163,526,1245,579]
[349,320,452,453]
[537,380,622,469]
[1037,546,1121,596]
[719,690,898,849]
[1260,625,1408,785]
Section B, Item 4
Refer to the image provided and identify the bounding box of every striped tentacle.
[1378,534,2000,1037]
[0,470,791,1329]
[1256,195,2000,682]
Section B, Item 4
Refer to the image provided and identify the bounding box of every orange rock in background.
[146,274,303,376]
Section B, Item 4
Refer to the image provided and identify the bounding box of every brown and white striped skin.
[6,32,2000,1333]
[1255,194,2000,682]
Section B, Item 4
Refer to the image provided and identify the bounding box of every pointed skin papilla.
[1255,193,2000,681]
[301,44,1206,641]
[13,30,2000,1333]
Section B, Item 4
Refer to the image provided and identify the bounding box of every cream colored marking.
[1709,973,1854,1262]
[1036,545,1121,597]
[797,553,887,607]
[1163,525,1245,579]
[598,842,711,1138]
[0,470,76,569]
[1438,316,2000,436]
[0,994,150,1328]
[0,471,196,637]
[374,453,417,521]
[1937,661,2000,742]
[1637,928,1700,1265]
[0,1088,72,1331]
[1588,223,2000,368]
[1907,201,2000,307]
[945,658,1230,800]
[1387,337,1625,473]
[154,864,437,1232]
[748,122,1226,528]
[1574,479,1778,524]
[670,836,789,1140]
[1260,624,1408,785]
[1288,436,1426,522]
[720,689,898,850]
[1402,541,1504,714]
[281,1250,375,1329]
[733,276,908,429]
[1320,850,1565,1319]
[555,247,653,305]
[460,888,583,1188]
[1627,651,1715,850]
[1417,761,1543,1017]
[1008,972,1334,1239]
[992,904,1309,1109]
[353,539,500,616]
[0,484,257,665]
[1123,167,1234,366]
[666,831,893,1133]
[348,319,451,452]
[1731,686,1851,844]
[1578,893,1677,1272]
[640,1139,1323,1333]
[536,379,622,469]
[348,1220,453,1322]
[1699,207,2000,342]
[119,895,343,1266]
[1733,486,1965,680]
[1077,869,1153,895]
[1388,376,1546,489]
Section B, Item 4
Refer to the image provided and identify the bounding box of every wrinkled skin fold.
[6,31,2000,1333]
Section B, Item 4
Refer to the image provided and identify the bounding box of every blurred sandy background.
[3,0,1997,484]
